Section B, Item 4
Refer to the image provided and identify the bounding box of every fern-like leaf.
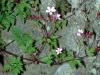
[11,26,36,54]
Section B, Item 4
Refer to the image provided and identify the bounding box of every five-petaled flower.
[77,29,84,36]
[56,48,63,55]
[46,6,56,15]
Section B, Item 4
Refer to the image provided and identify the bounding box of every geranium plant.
[0,0,98,75]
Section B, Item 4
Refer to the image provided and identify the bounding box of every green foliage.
[54,19,68,31]
[47,35,58,48]
[40,49,56,64]
[11,26,36,54]
[0,0,15,29]
[0,0,14,12]
[0,0,94,70]
[41,49,81,67]
[66,51,81,68]
[86,47,95,57]
[4,56,23,75]
[68,59,81,68]
[15,0,31,18]
[41,56,53,64]
[0,0,31,30]
[1,13,14,30]
[32,20,61,49]
[57,50,81,67]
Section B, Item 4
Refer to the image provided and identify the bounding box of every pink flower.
[46,6,56,15]
[77,29,84,36]
[56,48,63,55]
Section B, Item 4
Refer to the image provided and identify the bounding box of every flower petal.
[51,7,56,12]
[47,7,50,10]
[77,33,81,36]
[57,14,60,17]
[78,29,84,33]
[46,10,49,13]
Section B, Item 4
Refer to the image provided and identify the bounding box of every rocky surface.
[23,64,58,75]
[1,0,100,75]
[54,63,75,75]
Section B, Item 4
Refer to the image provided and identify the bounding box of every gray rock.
[39,43,50,58]
[54,63,75,75]
[23,64,58,75]
[6,41,23,56]
[78,48,86,57]
[1,30,13,44]
[16,17,34,35]
[74,67,91,75]
[1,0,100,75]
[84,57,96,69]
[90,68,97,75]
[57,15,85,53]
[93,20,100,36]
[67,0,81,9]
[94,54,100,68]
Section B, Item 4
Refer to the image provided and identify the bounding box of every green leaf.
[41,56,52,64]
[3,56,23,75]
[86,48,95,57]
[3,64,11,72]
[1,13,14,30]
[47,34,58,48]
[54,19,67,31]
[15,0,30,18]
[0,0,15,30]
[68,59,81,68]
[47,38,52,43]
[11,26,36,54]
[40,49,56,64]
